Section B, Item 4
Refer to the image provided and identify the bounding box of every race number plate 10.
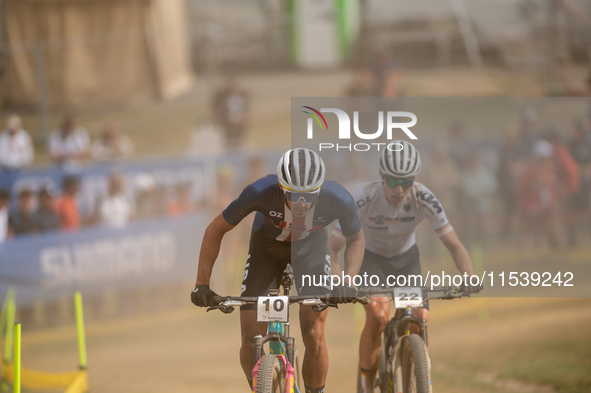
[393,287,423,309]
[257,296,289,323]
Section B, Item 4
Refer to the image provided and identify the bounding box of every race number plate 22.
[257,296,289,323]
[393,287,423,309]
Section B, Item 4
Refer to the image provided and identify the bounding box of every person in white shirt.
[96,173,134,228]
[91,122,135,161]
[48,115,90,165]
[330,141,479,393]
[0,115,34,169]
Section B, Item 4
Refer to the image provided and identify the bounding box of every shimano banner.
[0,214,207,305]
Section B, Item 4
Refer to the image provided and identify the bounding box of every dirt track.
[12,296,591,393]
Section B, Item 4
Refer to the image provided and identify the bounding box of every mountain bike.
[208,263,364,393]
[355,286,473,393]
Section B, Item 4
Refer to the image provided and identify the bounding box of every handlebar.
[207,294,369,314]
[207,286,475,314]
[356,285,476,303]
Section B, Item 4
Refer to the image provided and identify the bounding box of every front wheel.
[400,334,430,393]
[255,355,282,393]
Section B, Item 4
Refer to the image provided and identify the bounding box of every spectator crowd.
[2,71,591,254]
[0,114,135,171]
[328,102,591,252]
[342,53,591,251]
[0,170,201,241]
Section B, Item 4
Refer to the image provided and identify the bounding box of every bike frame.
[210,264,343,393]
[253,266,296,365]
[387,307,429,347]
[251,264,299,393]
[358,286,469,393]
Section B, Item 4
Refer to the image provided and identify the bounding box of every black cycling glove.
[460,282,482,294]
[329,285,357,304]
[191,285,220,307]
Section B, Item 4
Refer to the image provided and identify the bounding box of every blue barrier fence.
[0,152,285,306]
[0,213,208,305]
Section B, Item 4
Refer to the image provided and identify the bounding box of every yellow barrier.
[3,366,86,391]
[1,289,16,367]
[13,324,19,393]
[1,291,89,393]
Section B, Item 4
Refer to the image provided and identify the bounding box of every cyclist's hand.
[191,285,220,307]
[329,285,357,304]
[460,282,482,294]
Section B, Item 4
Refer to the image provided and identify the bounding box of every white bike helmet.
[277,148,325,192]
[379,140,421,178]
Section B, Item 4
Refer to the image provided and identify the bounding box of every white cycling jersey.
[334,180,453,258]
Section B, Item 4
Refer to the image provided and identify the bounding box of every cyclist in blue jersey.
[192,148,365,393]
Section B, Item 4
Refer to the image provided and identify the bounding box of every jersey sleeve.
[333,183,367,239]
[332,184,362,237]
[222,183,260,226]
[414,185,453,237]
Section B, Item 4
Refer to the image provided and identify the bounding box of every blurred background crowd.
[1,0,591,316]
[1,4,591,393]
[323,102,591,255]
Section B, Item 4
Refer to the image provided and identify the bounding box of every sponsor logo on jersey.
[369,215,399,225]
[356,196,371,208]
[415,191,443,214]
[403,203,411,212]
[269,219,325,233]
[368,215,415,224]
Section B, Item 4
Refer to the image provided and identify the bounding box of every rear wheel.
[400,334,430,393]
[256,355,282,393]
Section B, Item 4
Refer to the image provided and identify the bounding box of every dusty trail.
[12,297,591,392]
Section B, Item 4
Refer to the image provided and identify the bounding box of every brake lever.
[354,296,371,305]
[439,292,470,300]
[312,302,338,312]
[206,305,235,314]
[220,306,235,314]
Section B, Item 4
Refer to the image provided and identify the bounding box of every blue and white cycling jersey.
[223,174,361,242]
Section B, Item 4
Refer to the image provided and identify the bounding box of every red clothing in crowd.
[518,163,559,217]
[551,142,580,197]
[167,201,196,217]
[56,195,80,231]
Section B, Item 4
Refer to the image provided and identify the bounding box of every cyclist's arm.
[439,229,475,276]
[342,228,365,281]
[195,213,235,286]
[329,230,346,275]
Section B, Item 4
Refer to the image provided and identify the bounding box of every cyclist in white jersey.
[330,140,479,393]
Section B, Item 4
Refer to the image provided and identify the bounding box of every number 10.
[263,298,285,312]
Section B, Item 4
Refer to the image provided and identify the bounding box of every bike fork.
[253,335,264,364]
